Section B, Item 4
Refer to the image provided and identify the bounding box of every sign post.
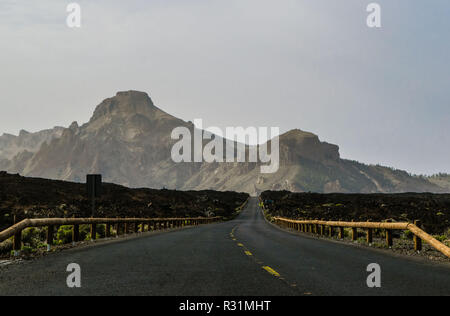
[87,174,102,217]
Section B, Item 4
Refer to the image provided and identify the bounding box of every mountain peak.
[280,129,318,140]
[115,90,152,100]
[19,129,30,137]
[279,129,341,162]
[90,90,159,121]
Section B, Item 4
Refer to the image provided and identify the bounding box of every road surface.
[1,198,449,296]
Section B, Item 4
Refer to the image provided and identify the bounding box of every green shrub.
[80,225,91,241]
[401,230,414,240]
[21,245,35,256]
[343,228,351,238]
[56,225,73,244]
[0,239,13,254]
[96,224,106,239]
[78,224,106,241]
[22,227,45,248]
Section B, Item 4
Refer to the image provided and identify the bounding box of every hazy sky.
[0,0,449,175]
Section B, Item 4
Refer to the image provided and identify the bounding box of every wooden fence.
[272,217,450,258]
[0,216,222,252]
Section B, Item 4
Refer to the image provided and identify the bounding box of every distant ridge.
[0,90,447,195]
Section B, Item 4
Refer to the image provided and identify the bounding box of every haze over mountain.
[0,91,447,195]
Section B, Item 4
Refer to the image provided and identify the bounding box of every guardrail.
[272,217,450,258]
[0,216,222,253]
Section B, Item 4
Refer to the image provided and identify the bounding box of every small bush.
[343,228,351,238]
[357,237,366,244]
[400,230,414,240]
[22,227,45,248]
[78,224,106,241]
[80,225,91,241]
[56,225,73,244]
[21,245,35,256]
[96,224,106,239]
[0,239,13,254]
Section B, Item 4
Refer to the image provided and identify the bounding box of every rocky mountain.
[426,174,450,191]
[0,127,64,160]
[0,90,447,195]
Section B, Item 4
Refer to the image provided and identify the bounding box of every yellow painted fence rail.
[273,217,450,259]
[0,216,222,253]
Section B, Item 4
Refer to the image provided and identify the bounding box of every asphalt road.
[0,198,449,296]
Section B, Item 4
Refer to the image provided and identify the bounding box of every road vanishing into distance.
[1,198,449,296]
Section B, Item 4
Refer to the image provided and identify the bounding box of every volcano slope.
[0,171,249,232]
[261,190,450,235]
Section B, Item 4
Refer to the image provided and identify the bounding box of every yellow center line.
[230,224,307,293]
[262,266,281,277]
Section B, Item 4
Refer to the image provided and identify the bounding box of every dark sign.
[87,174,102,199]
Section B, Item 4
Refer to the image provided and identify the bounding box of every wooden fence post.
[329,225,334,237]
[117,221,122,236]
[386,220,393,248]
[13,215,22,253]
[339,219,344,239]
[116,217,121,236]
[414,220,422,252]
[90,223,97,240]
[351,220,357,241]
[47,225,54,249]
[366,220,373,244]
[105,223,111,238]
[73,224,80,243]
[320,219,325,236]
